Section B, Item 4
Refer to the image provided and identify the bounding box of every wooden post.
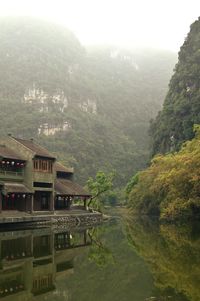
[30,194,34,213]
[84,198,87,210]
[50,232,54,256]
[50,192,54,212]
[31,234,33,255]
[69,196,72,210]
[25,195,29,212]
[0,193,2,213]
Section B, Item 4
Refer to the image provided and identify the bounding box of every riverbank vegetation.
[127,126,200,221]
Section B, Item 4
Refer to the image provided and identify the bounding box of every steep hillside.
[150,17,200,155]
[127,126,200,220]
[0,17,176,185]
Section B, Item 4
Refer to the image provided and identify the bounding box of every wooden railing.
[0,170,24,177]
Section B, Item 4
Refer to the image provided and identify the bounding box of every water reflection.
[126,217,200,301]
[0,227,92,300]
[2,216,200,301]
[0,219,156,301]
[87,226,115,267]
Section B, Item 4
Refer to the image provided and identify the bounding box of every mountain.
[150,17,200,155]
[0,17,176,185]
[127,17,200,220]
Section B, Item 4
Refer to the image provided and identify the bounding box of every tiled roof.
[55,162,74,174]
[0,144,25,161]
[3,182,33,194]
[55,179,91,197]
[13,137,56,159]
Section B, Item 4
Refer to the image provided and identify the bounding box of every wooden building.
[0,136,91,214]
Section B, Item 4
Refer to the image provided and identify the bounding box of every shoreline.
[0,210,103,227]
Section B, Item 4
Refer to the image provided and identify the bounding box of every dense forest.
[127,126,200,220]
[150,17,200,155]
[0,17,176,186]
[128,17,200,220]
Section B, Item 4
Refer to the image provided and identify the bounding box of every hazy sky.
[0,0,199,51]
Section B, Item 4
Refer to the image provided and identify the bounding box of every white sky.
[0,0,199,52]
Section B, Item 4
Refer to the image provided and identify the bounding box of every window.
[32,274,53,292]
[33,159,53,173]
[33,182,52,188]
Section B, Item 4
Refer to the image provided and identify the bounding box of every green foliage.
[125,172,139,196]
[128,125,200,220]
[99,190,118,207]
[86,171,115,209]
[150,17,200,155]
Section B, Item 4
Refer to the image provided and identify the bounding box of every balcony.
[0,170,24,181]
[33,171,53,184]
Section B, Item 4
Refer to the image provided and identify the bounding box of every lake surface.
[0,213,199,301]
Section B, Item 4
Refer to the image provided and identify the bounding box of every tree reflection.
[126,217,200,301]
[87,226,115,267]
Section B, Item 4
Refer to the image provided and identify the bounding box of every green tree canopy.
[128,125,200,221]
[86,171,115,209]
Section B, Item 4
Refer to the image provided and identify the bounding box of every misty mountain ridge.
[0,17,177,185]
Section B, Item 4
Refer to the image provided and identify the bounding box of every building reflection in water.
[0,227,92,300]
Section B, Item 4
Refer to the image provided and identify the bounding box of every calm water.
[0,213,200,301]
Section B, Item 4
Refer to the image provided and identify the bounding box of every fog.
[0,0,199,51]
